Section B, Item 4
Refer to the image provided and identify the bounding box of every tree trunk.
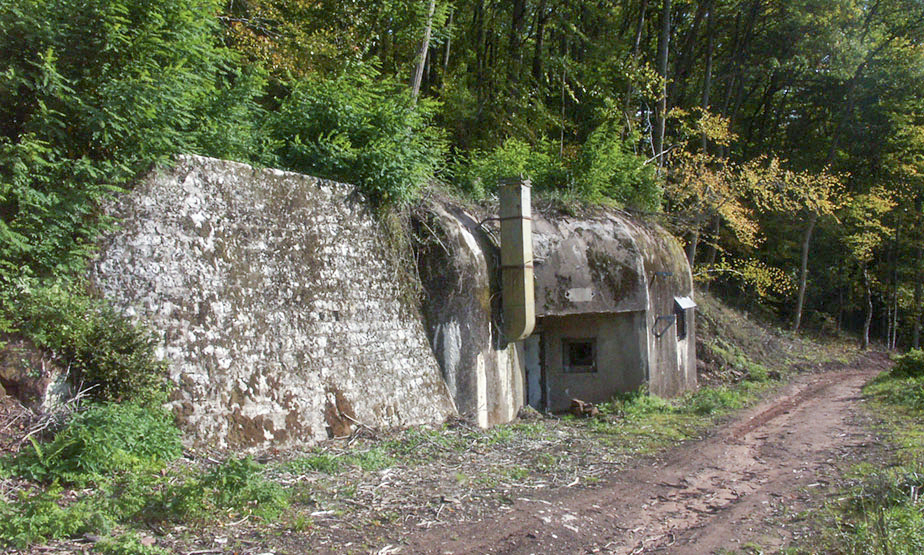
[915,249,923,349]
[473,0,486,101]
[532,0,548,81]
[862,263,872,350]
[510,0,527,71]
[700,4,715,151]
[706,213,721,257]
[443,6,453,75]
[793,212,818,331]
[890,214,901,349]
[671,0,710,107]
[686,211,705,266]
[837,286,844,332]
[411,0,437,104]
[654,0,671,165]
[914,197,923,349]
[623,0,648,133]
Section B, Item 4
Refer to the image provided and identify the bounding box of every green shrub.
[171,456,289,521]
[287,444,397,475]
[7,403,181,485]
[892,349,924,378]
[456,137,567,198]
[0,0,265,280]
[574,126,660,210]
[833,465,924,554]
[598,388,676,419]
[269,63,447,206]
[0,486,107,548]
[9,279,170,405]
[866,371,924,411]
[287,452,344,474]
[682,386,745,415]
[94,532,170,555]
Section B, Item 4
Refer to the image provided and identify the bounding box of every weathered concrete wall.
[533,208,696,401]
[627,220,697,397]
[414,201,524,427]
[541,312,647,411]
[91,155,456,449]
[417,201,695,416]
[532,214,647,316]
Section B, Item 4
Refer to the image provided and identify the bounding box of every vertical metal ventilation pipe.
[499,177,536,342]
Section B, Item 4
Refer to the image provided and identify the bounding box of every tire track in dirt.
[401,352,888,554]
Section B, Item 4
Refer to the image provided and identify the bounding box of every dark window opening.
[563,339,596,373]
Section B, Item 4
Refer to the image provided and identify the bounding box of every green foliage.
[270,63,447,206]
[892,349,924,378]
[287,444,396,475]
[0,0,266,280]
[597,388,676,419]
[6,403,181,485]
[867,376,924,413]
[575,126,660,210]
[287,452,344,474]
[0,456,288,548]
[598,384,747,420]
[682,387,745,416]
[94,533,170,555]
[8,279,170,405]
[837,503,924,555]
[0,0,264,401]
[456,129,659,209]
[0,487,106,548]
[171,457,289,521]
[456,137,567,198]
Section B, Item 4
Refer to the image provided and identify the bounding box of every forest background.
[2,0,924,358]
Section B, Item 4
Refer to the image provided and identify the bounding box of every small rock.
[570,398,600,418]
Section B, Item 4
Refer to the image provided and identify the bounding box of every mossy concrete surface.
[91,156,455,449]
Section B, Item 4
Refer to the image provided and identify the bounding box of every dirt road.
[401,353,888,554]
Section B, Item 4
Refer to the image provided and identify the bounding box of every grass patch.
[1,415,289,549]
[583,377,763,454]
[94,532,170,555]
[169,456,290,522]
[807,351,924,553]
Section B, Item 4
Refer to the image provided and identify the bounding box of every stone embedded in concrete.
[91,155,456,449]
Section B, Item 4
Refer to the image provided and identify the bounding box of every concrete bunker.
[88,156,695,448]
[528,212,697,411]
[418,201,696,418]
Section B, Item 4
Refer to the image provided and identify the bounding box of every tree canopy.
[2,0,924,347]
